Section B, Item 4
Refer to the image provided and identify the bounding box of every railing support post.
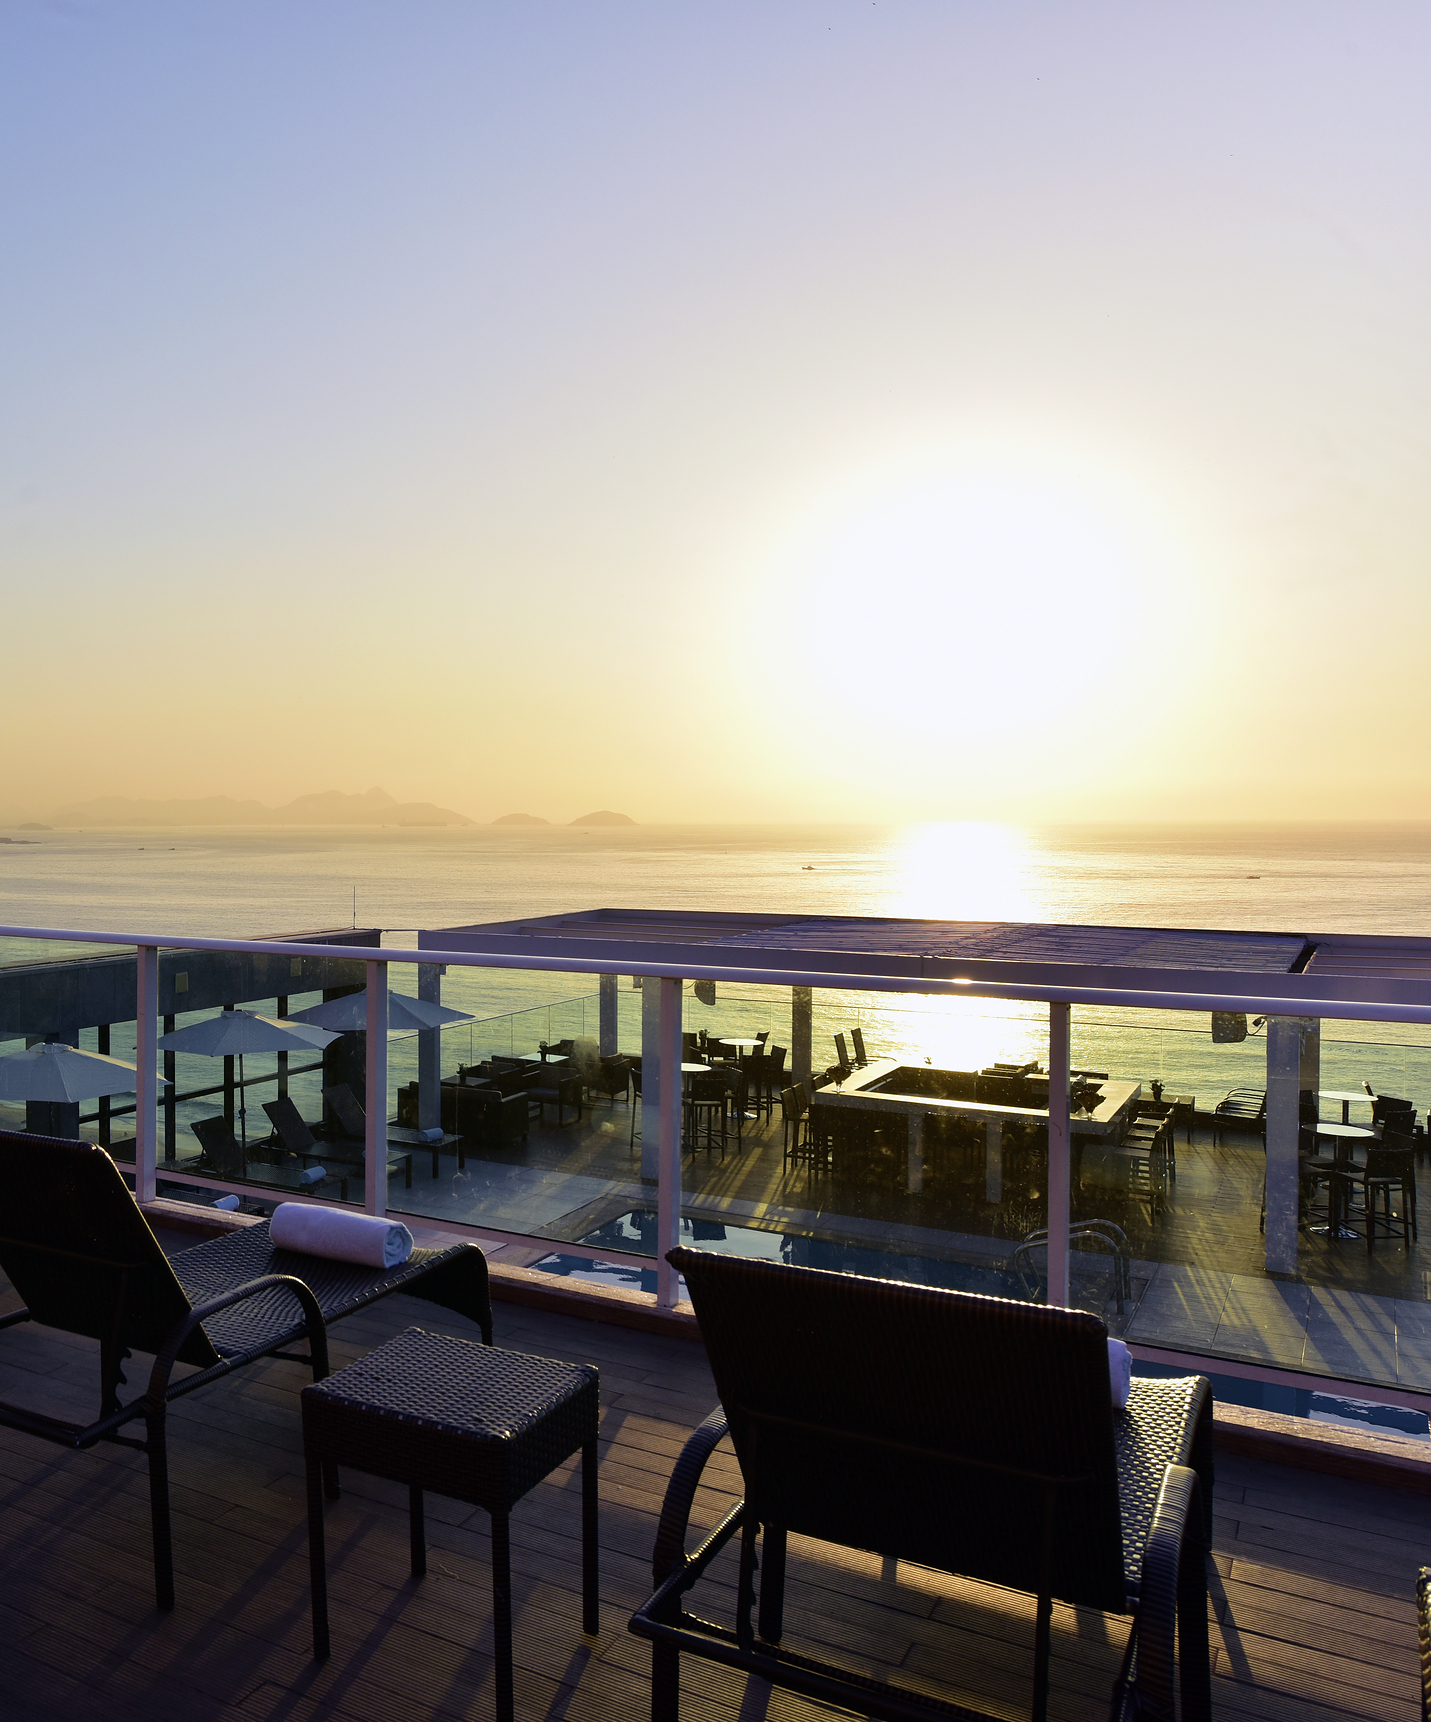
[1265,1017,1304,1275]
[134,945,159,1203]
[655,977,683,1309]
[365,960,388,1216]
[1046,1001,1071,1308]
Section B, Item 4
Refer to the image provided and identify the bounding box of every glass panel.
[0,935,141,1158]
[152,938,371,1209]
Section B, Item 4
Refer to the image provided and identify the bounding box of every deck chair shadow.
[632,1249,1213,1722]
[0,1130,491,1611]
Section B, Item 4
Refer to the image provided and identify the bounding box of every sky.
[2,1,1428,826]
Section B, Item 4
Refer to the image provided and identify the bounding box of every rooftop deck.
[1,1244,1424,1722]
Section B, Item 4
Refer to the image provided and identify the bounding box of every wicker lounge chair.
[632,1249,1212,1722]
[0,1130,491,1610]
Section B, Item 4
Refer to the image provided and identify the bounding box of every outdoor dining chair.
[0,1130,491,1610]
[632,1249,1212,1722]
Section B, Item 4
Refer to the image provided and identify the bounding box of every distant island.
[570,810,636,826]
[45,787,473,828]
[492,813,549,825]
[17,822,51,831]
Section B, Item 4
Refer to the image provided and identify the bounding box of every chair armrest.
[652,1408,731,1587]
[142,1272,330,1412]
[1115,1462,1209,1722]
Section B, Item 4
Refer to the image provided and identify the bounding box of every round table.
[519,1053,568,1065]
[717,1038,762,1057]
[1309,1122,1374,1240]
[1319,1089,1369,1125]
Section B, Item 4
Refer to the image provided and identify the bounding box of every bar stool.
[302,1327,599,1722]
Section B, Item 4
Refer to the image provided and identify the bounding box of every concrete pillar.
[1046,1003,1071,1308]
[162,1015,176,1160]
[417,964,442,1132]
[1265,1016,1306,1276]
[98,1024,112,1146]
[599,974,618,1056]
[985,1119,1003,1205]
[640,976,662,1181]
[1300,1017,1321,1105]
[907,1113,924,1194]
[364,961,388,1217]
[655,977,684,1309]
[791,987,813,1084]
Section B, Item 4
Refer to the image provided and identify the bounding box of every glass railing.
[2,926,1428,1415]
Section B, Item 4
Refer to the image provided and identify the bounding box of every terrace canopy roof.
[420,908,1431,1016]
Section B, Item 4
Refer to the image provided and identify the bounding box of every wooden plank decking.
[0,1260,1425,1722]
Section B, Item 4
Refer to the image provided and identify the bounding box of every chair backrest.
[322,1084,367,1137]
[833,1033,850,1068]
[1365,1143,1415,1181]
[768,1045,787,1077]
[850,1027,867,1064]
[190,1117,245,1179]
[671,1248,1128,1613]
[691,1074,726,1103]
[263,1095,317,1154]
[779,1086,801,1123]
[0,1131,218,1368]
[631,1067,644,1099]
[1373,1095,1416,1127]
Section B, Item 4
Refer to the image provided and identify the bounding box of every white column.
[134,945,159,1203]
[365,960,388,1216]
[416,963,442,1132]
[1046,1003,1071,1308]
[1265,1017,1303,1275]
[791,987,813,1084]
[655,977,684,1309]
[599,973,618,1056]
[640,976,661,1181]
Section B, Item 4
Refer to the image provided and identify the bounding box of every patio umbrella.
[0,1041,165,1103]
[156,1010,338,1148]
[286,991,474,1035]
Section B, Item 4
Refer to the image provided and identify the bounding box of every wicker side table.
[301,1326,599,1722]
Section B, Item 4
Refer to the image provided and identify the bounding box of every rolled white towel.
[1108,1338,1133,1410]
[269,1202,414,1269]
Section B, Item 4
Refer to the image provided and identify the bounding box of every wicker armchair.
[0,1131,491,1611]
[632,1249,1212,1722]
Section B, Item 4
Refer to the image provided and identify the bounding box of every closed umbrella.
[157,1010,338,1148]
[0,1041,164,1104]
[286,991,473,1035]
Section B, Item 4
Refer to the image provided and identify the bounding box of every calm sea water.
[4,822,1431,1100]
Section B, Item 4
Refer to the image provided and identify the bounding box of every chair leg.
[651,1642,681,1722]
[146,1410,176,1611]
[758,1523,787,1643]
[492,1508,514,1722]
[582,1436,600,1636]
[1031,1591,1052,1722]
[409,1485,426,1577]
[306,1451,331,1658]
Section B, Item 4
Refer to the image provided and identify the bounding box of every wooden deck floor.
[0,1253,1426,1722]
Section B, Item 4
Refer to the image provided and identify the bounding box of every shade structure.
[286,991,473,1036]
[0,1041,163,1104]
[156,1010,340,1149]
[156,1010,339,1058]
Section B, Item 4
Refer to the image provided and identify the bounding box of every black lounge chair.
[189,1115,247,1179]
[0,1130,491,1610]
[632,1249,1213,1722]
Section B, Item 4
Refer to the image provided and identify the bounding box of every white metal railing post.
[1046,1001,1071,1307]
[365,960,388,1216]
[655,976,683,1308]
[134,944,159,1202]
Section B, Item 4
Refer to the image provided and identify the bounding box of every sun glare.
[883,821,1039,922]
[746,440,1198,803]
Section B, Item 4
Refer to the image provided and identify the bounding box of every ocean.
[4,821,1431,1105]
